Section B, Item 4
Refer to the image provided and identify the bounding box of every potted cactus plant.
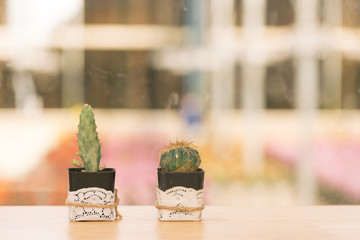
[66,104,120,221]
[155,140,205,221]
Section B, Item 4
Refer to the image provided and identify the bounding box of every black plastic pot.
[157,168,204,191]
[68,168,116,192]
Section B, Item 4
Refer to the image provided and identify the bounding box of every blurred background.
[1,0,360,206]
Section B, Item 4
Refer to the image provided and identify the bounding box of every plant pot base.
[67,187,117,221]
[156,186,204,221]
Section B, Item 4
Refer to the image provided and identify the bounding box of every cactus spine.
[72,104,102,172]
[160,140,201,172]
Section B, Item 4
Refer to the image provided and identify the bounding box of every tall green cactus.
[160,140,201,172]
[72,104,102,172]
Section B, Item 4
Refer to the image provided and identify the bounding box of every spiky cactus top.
[160,140,201,172]
[72,104,102,172]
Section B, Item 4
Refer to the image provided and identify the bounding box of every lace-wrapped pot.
[67,168,117,221]
[156,168,205,221]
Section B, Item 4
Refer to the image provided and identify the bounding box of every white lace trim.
[156,186,204,221]
[67,187,116,221]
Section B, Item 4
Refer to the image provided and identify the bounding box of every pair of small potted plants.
[66,104,205,222]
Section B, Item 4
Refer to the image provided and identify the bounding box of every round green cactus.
[160,140,201,172]
[72,104,104,172]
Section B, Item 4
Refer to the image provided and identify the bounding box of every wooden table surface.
[0,206,360,239]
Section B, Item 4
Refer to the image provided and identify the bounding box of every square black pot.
[68,168,115,192]
[157,168,204,191]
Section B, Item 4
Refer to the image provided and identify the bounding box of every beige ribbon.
[155,201,205,212]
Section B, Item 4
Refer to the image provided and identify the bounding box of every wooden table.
[0,206,359,239]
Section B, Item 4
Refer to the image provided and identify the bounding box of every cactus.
[72,104,103,172]
[160,140,201,172]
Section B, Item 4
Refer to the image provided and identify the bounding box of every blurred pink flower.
[101,133,167,204]
[266,139,360,201]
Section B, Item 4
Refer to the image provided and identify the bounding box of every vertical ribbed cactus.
[160,140,201,172]
[72,104,102,172]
